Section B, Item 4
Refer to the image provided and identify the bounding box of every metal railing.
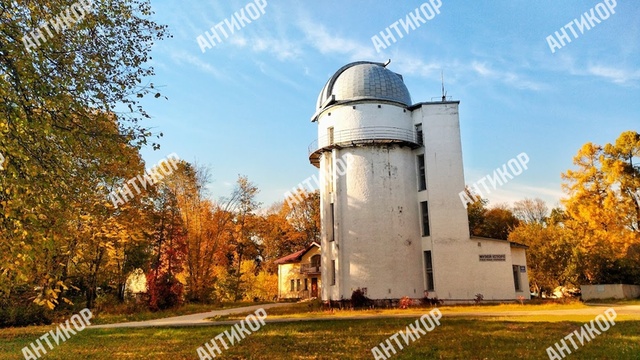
[300,263,321,274]
[308,126,419,156]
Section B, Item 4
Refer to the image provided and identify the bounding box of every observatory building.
[308,61,529,302]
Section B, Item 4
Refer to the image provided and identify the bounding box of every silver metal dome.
[315,61,412,113]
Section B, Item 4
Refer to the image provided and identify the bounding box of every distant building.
[274,242,321,300]
[307,61,530,302]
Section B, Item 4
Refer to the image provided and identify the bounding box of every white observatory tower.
[308,61,529,302]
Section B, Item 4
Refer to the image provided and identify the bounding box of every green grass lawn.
[206,299,590,322]
[1,316,638,359]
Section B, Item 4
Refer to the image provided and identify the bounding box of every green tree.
[0,0,168,309]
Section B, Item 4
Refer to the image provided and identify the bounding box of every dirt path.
[90,304,640,329]
[90,303,291,329]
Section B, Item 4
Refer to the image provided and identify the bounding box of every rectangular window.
[331,260,336,285]
[417,155,426,191]
[328,127,334,145]
[330,203,335,242]
[327,154,334,193]
[304,278,308,291]
[415,124,423,145]
[290,279,294,292]
[513,265,521,292]
[420,201,431,236]
[424,251,434,291]
[296,279,301,292]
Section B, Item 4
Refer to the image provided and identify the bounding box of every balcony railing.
[300,263,321,274]
[308,126,420,156]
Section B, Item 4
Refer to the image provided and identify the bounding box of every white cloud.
[254,60,305,90]
[471,61,546,91]
[169,50,226,79]
[587,65,640,85]
[482,183,565,209]
[297,19,376,61]
[250,37,302,61]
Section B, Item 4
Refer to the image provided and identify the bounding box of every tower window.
[424,251,434,291]
[417,155,426,191]
[331,260,336,285]
[329,203,335,242]
[415,124,423,145]
[327,154,334,193]
[297,279,301,291]
[328,127,334,145]
[290,279,294,292]
[420,201,431,237]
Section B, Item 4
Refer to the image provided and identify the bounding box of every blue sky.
[138,0,639,209]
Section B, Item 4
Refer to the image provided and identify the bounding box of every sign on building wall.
[520,266,526,273]
[479,254,506,262]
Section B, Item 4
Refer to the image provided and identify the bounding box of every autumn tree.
[509,204,579,297]
[257,190,321,274]
[561,131,640,284]
[158,162,230,303]
[223,176,261,302]
[513,198,549,225]
[465,191,519,240]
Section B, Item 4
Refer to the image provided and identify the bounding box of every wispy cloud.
[547,54,640,86]
[481,183,565,208]
[471,61,547,91]
[297,19,376,61]
[254,60,305,90]
[224,34,302,61]
[587,65,640,85]
[169,50,226,79]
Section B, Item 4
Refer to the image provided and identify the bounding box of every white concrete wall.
[316,103,414,149]
[318,103,423,301]
[413,102,469,243]
[412,102,527,301]
[315,99,530,302]
[581,284,640,300]
[336,146,424,299]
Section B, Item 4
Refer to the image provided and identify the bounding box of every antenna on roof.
[383,59,391,67]
[441,70,447,102]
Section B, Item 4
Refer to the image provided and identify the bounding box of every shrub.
[350,288,371,309]
[147,271,184,311]
[421,294,443,307]
[0,300,52,328]
[399,296,412,309]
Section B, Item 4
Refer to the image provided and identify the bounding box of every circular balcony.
[308,126,421,167]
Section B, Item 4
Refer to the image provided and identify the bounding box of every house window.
[331,260,336,285]
[304,278,308,291]
[290,279,294,292]
[296,279,301,292]
[420,201,431,236]
[513,265,521,292]
[424,251,434,291]
[417,155,426,191]
[415,124,423,145]
[329,203,335,242]
[311,254,321,268]
[328,127,334,145]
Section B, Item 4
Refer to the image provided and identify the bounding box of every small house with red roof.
[274,242,321,300]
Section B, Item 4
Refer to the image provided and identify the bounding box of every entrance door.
[311,278,318,298]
